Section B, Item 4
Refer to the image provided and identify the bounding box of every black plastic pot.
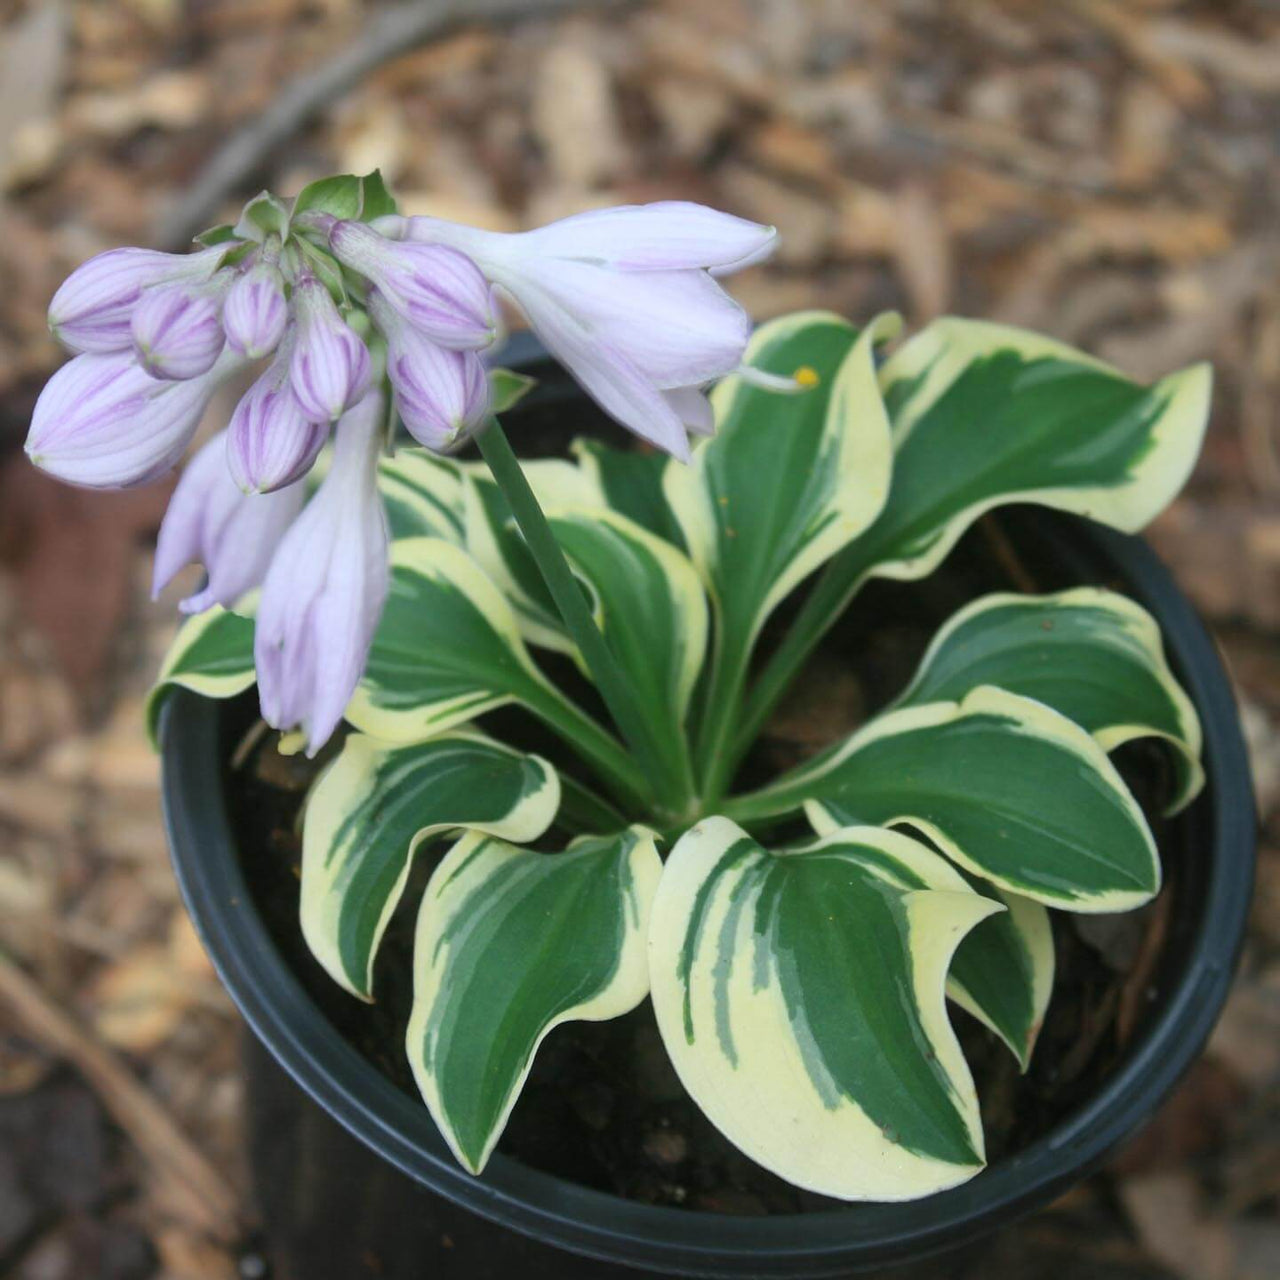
[161,343,1256,1279]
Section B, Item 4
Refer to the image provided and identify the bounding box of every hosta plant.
[31,176,1211,1202]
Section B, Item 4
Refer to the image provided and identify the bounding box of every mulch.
[1,2,1278,1276]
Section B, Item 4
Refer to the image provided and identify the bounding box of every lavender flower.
[288,275,371,422]
[223,260,288,359]
[327,219,496,350]
[227,341,328,494]
[48,244,227,355]
[368,291,489,451]
[376,202,777,459]
[25,348,239,489]
[153,429,306,614]
[131,282,227,381]
[254,390,389,755]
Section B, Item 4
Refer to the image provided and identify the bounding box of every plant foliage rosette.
[29,174,1211,1202]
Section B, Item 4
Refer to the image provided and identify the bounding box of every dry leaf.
[1120,1173,1235,1280]
[0,1,68,192]
[532,39,623,190]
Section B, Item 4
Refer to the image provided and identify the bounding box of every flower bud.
[369,291,489,451]
[328,219,495,350]
[153,429,305,614]
[381,203,769,460]
[227,345,328,494]
[223,260,288,359]
[25,348,239,490]
[255,390,389,754]
[48,244,226,354]
[288,276,371,422]
[131,282,227,381]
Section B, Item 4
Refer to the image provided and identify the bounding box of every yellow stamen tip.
[793,366,820,388]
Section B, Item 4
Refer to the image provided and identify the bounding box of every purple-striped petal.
[288,276,371,422]
[131,283,226,381]
[227,351,328,495]
[369,292,489,451]
[328,220,496,350]
[254,391,388,754]
[153,429,306,614]
[380,202,763,458]
[48,244,227,354]
[25,349,239,489]
[223,261,288,359]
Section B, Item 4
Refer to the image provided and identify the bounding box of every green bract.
[153,310,1209,1199]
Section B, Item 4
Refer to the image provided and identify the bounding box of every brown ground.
[0,2,1278,1277]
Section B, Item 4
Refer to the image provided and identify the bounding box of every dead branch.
[153,0,626,250]
[0,949,245,1243]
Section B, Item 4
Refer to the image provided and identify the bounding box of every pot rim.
[160,354,1256,1278]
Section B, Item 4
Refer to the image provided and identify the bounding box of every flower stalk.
[475,416,695,820]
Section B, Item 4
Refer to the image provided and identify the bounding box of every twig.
[154,0,624,249]
[1068,0,1209,110]
[977,513,1040,595]
[0,950,245,1242]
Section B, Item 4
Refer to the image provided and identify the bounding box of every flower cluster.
[26,193,776,752]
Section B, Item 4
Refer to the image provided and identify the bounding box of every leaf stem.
[730,545,874,764]
[555,774,628,836]
[476,418,685,817]
[694,630,752,808]
[718,784,793,827]
[518,680,651,814]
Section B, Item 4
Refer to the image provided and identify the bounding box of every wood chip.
[532,38,624,190]
[1120,1173,1235,1280]
[0,954,244,1242]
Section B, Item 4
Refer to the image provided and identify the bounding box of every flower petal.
[515,262,750,389]
[662,386,715,437]
[254,392,389,754]
[228,355,328,494]
[289,276,371,422]
[132,284,226,381]
[505,282,691,461]
[25,350,237,489]
[517,202,777,273]
[329,221,496,350]
[223,261,288,359]
[153,429,305,613]
[49,245,226,354]
[370,292,490,451]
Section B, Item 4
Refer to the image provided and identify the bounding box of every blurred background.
[0,1,1278,1276]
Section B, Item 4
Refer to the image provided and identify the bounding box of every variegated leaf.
[377,448,466,542]
[462,461,604,653]
[740,317,1212,752]
[146,605,255,744]
[546,507,707,794]
[301,731,560,999]
[804,804,1053,1070]
[348,538,646,810]
[897,588,1204,813]
[948,877,1054,1070]
[868,318,1212,579]
[663,310,899,785]
[731,686,1159,912]
[665,310,898,654]
[571,438,687,550]
[408,826,662,1174]
[346,536,564,741]
[648,818,999,1201]
[310,444,466,542]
